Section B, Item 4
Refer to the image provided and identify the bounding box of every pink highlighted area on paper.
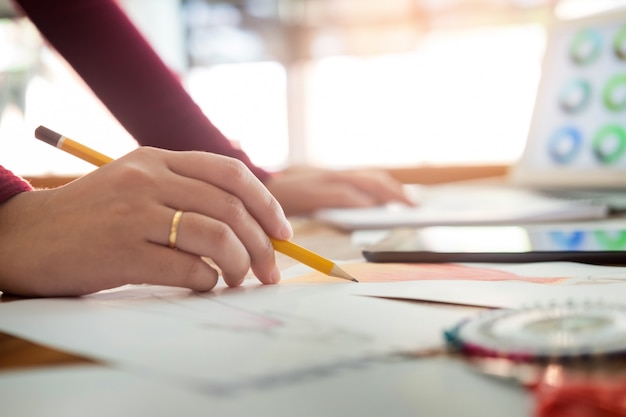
[285,262,565,284]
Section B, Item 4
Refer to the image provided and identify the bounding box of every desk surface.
[2,201,623,416]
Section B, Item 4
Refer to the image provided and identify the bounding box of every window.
[304,25,545,168]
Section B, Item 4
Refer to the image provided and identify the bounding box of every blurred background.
[1,0,626,177]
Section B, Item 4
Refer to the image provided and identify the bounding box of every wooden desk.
[0,332,95,370]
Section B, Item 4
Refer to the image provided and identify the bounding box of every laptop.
[315,10,626,230]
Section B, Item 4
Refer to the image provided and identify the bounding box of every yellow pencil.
[34,125,358,283]
[268,238,356,282]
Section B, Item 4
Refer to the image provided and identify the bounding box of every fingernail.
[280,219,293,240]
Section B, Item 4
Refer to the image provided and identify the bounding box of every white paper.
[0,366,230,417]
[0,357,532,417]
[203,356,533,417]
[3,260,619,414]
[350,262,626,308]
[0,281,471,392]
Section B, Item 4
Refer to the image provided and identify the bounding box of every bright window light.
[186,61,289,170]
[555,0,626,20]
[0,44,136,177]
[306,24,546,168]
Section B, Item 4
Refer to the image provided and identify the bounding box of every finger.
[331,171,413,205]
[146,208,280,286]
[115,148,284,285]
[162,150,292,240]
[123,243,221,292]
[158,179,282,284]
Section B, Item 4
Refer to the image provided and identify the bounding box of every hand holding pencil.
[0,138,286,295]
[0,126,355,296]
[1,125,339,297]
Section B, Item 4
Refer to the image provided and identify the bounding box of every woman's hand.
[264,167,414,216]
[0,147,292,297]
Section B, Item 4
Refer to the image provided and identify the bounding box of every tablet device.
[362,223,626,264]
[509,10,626,189]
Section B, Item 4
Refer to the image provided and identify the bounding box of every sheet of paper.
[0,366,228,417]
[346,261,626,308]
[0,281,471,392]
[201,356,533,417]
[284,260,568,284]
[0,357,532,417]
[3,259,619,406]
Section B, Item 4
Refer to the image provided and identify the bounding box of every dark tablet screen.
[362,224,626,264]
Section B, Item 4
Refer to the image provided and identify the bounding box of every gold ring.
[168,210,184,249]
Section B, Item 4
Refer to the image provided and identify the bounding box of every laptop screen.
[510,10,626,189]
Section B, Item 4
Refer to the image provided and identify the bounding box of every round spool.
[445,303,626,363]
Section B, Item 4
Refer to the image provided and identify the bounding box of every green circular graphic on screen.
[603,74,626,111]
[592,125,626,165]
[548,127,582,164]
[559,79,591,114]
[594,230,626,250]
[614,25,626,60]
[569,29,602,66]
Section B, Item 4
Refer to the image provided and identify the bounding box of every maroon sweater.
[0,166,32,203]
[11,0,269,181]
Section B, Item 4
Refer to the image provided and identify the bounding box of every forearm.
[0,191,44,296]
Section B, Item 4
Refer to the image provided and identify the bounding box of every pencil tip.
[330,265,359,283]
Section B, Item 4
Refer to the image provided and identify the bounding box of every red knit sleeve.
[0,165,32,204]
[12,0,270,182]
